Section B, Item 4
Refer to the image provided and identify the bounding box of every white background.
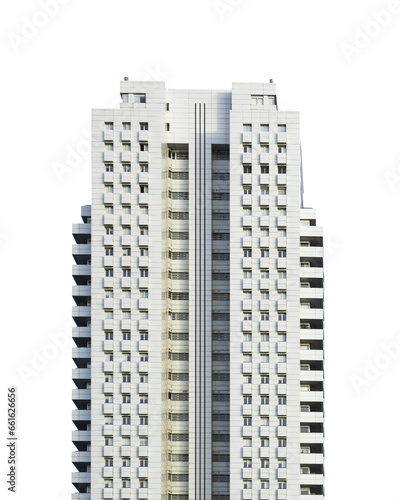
[2,0,400,498]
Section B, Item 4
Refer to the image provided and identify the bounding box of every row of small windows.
[243,123,286,132]
[243,164,286,174]
[105,121,148,130]
[105,163,148,172]
[104,183,148,193]
[104,142,149,151]
[244,144,287,154]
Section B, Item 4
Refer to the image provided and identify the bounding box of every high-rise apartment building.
[72,80,324,500]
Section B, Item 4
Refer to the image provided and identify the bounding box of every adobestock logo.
[8,0,72,54]
[349,334,400,394]
[340,1,400,63]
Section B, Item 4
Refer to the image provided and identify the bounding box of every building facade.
[72,81,324,500]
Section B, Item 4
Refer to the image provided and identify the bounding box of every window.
[301,364,311,371]
[140,290,149,298]
[122,226,131,235]
[243,333,252,341]
[243,165,252,174]
[278,228,287,237]
[260,270,269,279]
[105,331,113,340]
[122,395,131,403]
[121,93,129,103]
[139,458,148,467]
[105,226,113,235]
[104,394,113,403]
[120,206,131,216]
[260,165,269,174]
[140,332,148,340]
[134,94,146,103]
[260,249,269,258]
[243,396,252,404]
[278,396,287,405]
[278,207,287,216]
[278,144,287,153]
[140,352,148,362]
[104,142,113,151]
[140,437,148,446]
[278,249,287,257]
[278,124,287,132]
[140,143,148,152]
[122,332,131,340]
[140,163,148,172]
[261,291,269,300]
[122,163,131,172]
[140,416,148,425]
[278,354,287,363]
[121,479,131,488]
[243,480,252,489]
[105,163,113,172]
[260,375,269,384]
[278,438,286,447]
[260,124,269,132]
[278,333,287,342]
[260,416,269,425]
[122,142,131,151]
[122,416,131,425]
[104,184,113,193]
[278,480,287,490]
[122,374,131,382]
[105,122,113,130]
[243,124,252,132]
[243,145,252,153]
[251,95,264,105]
[243,291,252,299]
[301,487,311,495]
[122,247,131,256]
[104,416,113,424]
[278,459,287,468]
[260,354,269,362]
[243,417,252,426]
[260,333,269,342]
[301,426,310,433]
[122,122,131,130]
[260,144,269,154]
[140,122,148,130]
[104,437,113,445]
[243,459,252,468]
[279,417,287,426]
[243,375,252,384]
[104,311,113,320]
[140,311,149,319]
[139,395,148,403]
[243,270,252,279]
[261,459,269,468]
[139,374,148,383]
[278,375,287,384]
[260,185,269,195]
[261,480,269,489]
[261,438,269,447]
[260,228,269,237]
[105,247,113,256]
[243,207,252,216]
[104,374,113,383]
[278,270,287,279]
[243,249,252,258]
[104,479,113,488]
[278,312,286,321]
[243,437,252,447]
[260,312,269,321]
[122,437,131,446]
[140,184,149,193]
[139,479,148,489]
[122,184,131,193]
[243,312,252,321]
[140,269,149,278]
[278,165,287,174]
[260,396,269,405]
[301,446,310,454]
[278,186,287,195]
[122,269,131,277]
[140,206,149,215]
[105,268,113,277]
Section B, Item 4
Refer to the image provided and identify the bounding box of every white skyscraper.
[72,80,324,500]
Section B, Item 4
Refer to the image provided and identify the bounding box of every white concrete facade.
[72,81,324,500]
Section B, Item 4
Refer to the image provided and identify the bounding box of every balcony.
[72,388,91,401]
[242,173,252,185]
[103,151,114,162]
[242,404,252,416]
[72,409,91,421]
[300,391,324,403]
[72,347,91,360]
[72,451,90,464]
[72,430,90,442]
[242,194,252,206]
[259,194,269,206]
